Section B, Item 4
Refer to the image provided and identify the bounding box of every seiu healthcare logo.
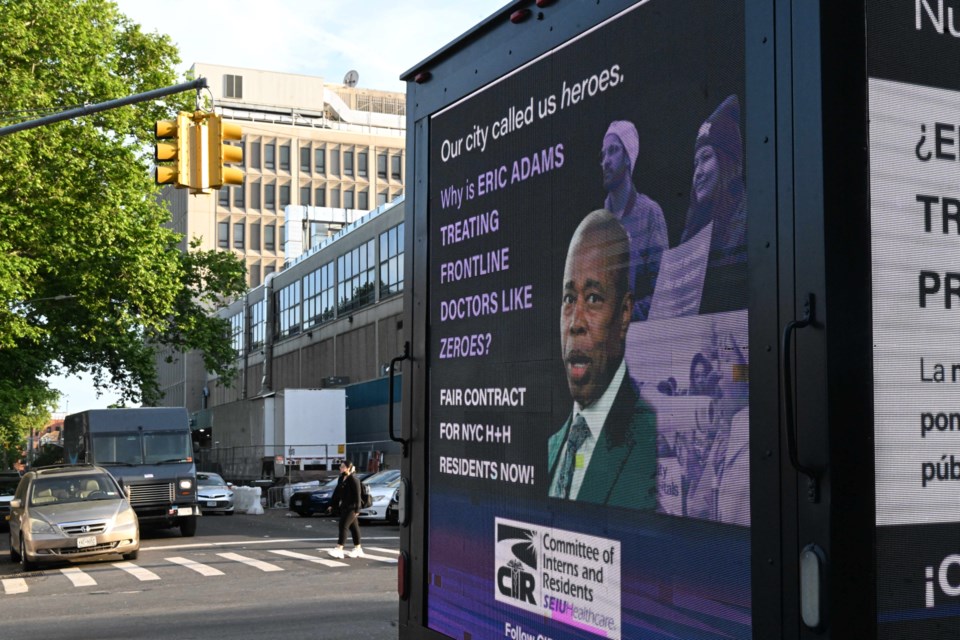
[495,518,539,608]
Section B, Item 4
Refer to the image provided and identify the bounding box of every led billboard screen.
[869,1,960,637]
[426,1,749,638]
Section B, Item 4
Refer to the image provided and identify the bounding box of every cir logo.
[496,522,538,606]
[925,554,960,607]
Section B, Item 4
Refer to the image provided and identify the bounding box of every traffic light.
[154,112,194,188]
[207,114,243,190]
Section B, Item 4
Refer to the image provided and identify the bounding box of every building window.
[251,299,265,350]
[330,148,340,176]
[377,153,387,179]
[265,183,276,210]
[264,144,275,170]
[315,187,326,207]
[300,185,311,206]
[219,187,230,207]
[217,221,229,249]
[234,183,245,208]
[391,154,402,180]
[315,148,325,174]
[300,146,311,173]
[250,222,261,250]
[251,181,261,209]
[280,184,291,208]
[377,191,388,207]
[280,144,290,171]
[233,222,245,249]
[229,312,244,355]
[344,189,354,210]
[265,224,276,251]
[303,261,335,327]
[358,151,368,178]
[337,239,376,313]
[343,150,354,176]
[330,187,340,208]
[250,142,261,170]
[250,263,261,288]
[224,74,243,99]
[264,264,275,278]
[380,222,405,297]
[278,281,301,338]
[358,189,368,211]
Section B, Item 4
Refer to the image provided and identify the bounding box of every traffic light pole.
[0,78,208,138]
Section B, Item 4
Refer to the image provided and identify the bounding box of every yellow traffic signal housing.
[207,114,244,189]
[154,113,194,188]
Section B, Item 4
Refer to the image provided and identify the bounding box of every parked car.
[385,489,399,525]
[358,470,402,522]
[0,471,22,530]
[289,472,373,517]
[8,464,139,571]
[196,472,234,515]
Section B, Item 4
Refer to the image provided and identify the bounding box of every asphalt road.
[0,508,402,639]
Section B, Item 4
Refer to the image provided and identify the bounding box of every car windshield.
[91,430,193,465]
[30,474,119,505]
[0,479,19,496]
[197,473,227,487]
[365,470,401,485]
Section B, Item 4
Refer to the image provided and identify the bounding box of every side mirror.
[9,498,21,509]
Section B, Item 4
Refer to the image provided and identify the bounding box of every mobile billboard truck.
[394,1,958,639]
[63,408,201,537]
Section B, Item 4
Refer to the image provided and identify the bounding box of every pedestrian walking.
[327,460,363,558]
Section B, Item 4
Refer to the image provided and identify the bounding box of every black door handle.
[782,293,820,502]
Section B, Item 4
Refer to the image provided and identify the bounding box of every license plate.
[77,536,97,548]
[206,501,217,508]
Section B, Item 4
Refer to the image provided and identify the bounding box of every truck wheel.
[179,515,198,537]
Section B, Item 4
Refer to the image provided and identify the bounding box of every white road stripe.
[60,567,97,587]
[216,552,283,572]
[166,556,224,576]
[312,547,397,563]
[112,561,161,581]
[365,547,399,556]
[2,578,28,594]
[269,549,348,567]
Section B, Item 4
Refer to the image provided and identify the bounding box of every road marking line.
[2,578,27,594]
[365,547,400,556]
[112,561,161,581]
[269,549,348,567]
[312,547,398,563]
[143,535,399,552]
[216,552,283,572]
[166,556,224,576]
[60,567,97,587]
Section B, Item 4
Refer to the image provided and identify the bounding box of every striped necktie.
[554,415,590,499]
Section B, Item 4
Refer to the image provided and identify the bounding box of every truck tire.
[179,515,198,537]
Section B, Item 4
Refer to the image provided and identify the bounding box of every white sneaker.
[328,547,345,559]
[348,546,364,558]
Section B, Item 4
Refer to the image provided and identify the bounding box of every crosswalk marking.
[112,561,161,581]
[269,549,348,567]
[321,546,398,563]
[166,556,224,576]
[60,567,97,587]
[365,547,400,556]
[2,578,28,594]
[216,552,283,572]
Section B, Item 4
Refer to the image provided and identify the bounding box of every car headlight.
[29,518,59,535]
[179,478,193,490]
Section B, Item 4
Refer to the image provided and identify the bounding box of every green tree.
[0,0,247,420]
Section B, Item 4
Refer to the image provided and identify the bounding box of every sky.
[48,0,507,413]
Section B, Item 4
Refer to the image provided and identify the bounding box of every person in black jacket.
[327,460,363,558]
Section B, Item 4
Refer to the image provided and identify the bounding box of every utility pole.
[0,78,208,138]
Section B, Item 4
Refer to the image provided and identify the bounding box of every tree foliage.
[0,0,247,426]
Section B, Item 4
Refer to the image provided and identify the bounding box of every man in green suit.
[547,209,657,510]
